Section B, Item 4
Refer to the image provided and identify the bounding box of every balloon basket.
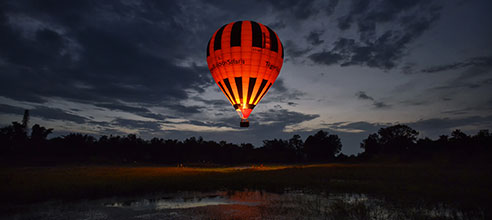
[240,119,249,127]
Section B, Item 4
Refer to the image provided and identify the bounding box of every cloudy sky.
[1,0,491,155]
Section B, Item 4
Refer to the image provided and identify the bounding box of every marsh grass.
[1,163,491,216]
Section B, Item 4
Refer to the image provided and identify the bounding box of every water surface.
[2,190,486,220]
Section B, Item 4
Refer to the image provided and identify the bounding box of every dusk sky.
[1,0,491,155]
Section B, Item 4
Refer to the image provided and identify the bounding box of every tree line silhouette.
[359,124,492,162]
[1,110,491,165]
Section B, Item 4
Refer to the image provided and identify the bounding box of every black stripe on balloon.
[251,21,262,48]
[266,26,278,52]
[247,104,256,109]
[247,77,257,104]
[214,25,226,51]
[230,21,242,47]
[257,83,272,104]
[253,79,268,104]
[235,77,243,103]
[223,78,237,104]
[281,41,284,59]
[218,81,234,104]
[206,38,211,57]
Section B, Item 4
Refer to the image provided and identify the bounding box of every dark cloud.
[0,104,25,116]
[355,91,390,109]
[31,106,88,124]
[94,102,169,121]
[421,56,492,73]
[325,0,340,16]
[373,101,390,109]
[261,78,305,105]
[311,0,442,69]
[165,116,236,129]
[270,78,288,93]
[323,121,390,133]
[265,0,320,20]
[0,0,213,107]
[441,109,470,116]
[338,0,434,33]
[87,120,111,127]
[255,108,319,125]
[356,91,374,101]
[95,103,150,114]
[308,51,343,65]
[433,82,481,90]
[0,104,88,123]
[95,101,203,121]
[484,78,492,85]
[204,0,322,34]
[164,104,202,115]
[190,96,232,116]
[401,63,416,74]
[268,21,286,30]
[112,118,162,133]
[337,16,353,30]
[400,99,427,106]
[285,40,312,60]
[431,63,492,91]
[191,97,229,108]
[439,105,492,119]
[306,30,324,46]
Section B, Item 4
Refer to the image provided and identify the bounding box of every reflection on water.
[105,194,259,210]
[3,190,487,220]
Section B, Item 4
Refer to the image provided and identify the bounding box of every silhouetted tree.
[450,129,469,141]
[0,122,28,153]
[22,110,29,130]
[473,130,492,156]
[336,153,349,162]
[360,124,492,162]
[288,134,304,162]
[303,130,342,162]
[360,133,380,157]
[449,129,470,149]
[360,124,420,160]
[29,124,53,155]
[30,124,53,142]
[473,130,491,151]
[378,124,418,154]
[475,129,490,139]
[261,138,296,163]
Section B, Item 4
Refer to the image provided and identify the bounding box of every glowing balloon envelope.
[206,21,284,127]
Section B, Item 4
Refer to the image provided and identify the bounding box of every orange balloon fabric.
[206,21,284,120]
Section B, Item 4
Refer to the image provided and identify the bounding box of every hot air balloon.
[206,21,284,127]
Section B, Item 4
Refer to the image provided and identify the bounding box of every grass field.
[1,163,491,211]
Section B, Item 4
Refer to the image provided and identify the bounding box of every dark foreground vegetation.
[1,164,491,216]
[1,110,491,165]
